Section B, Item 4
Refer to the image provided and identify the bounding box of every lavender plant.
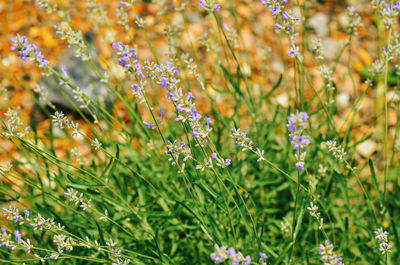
[0,0,399,264]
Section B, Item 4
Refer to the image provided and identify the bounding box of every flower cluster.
[0,227,33,253]
[2,205,108,260]
[165,140,193,171]
[318,65,335,90]
[199,0,221,12]
[2,206,67,258]
[51,234,76,259]
[87,0,107,26]
[55,22,89,60]
[326,140,346,161]
[91,138,102,150]
[374,227,394,255]
[210,244,253,265]
[0,227,14,248]
[134,14,146,28]
[259,252,268,265]
[106,238,131,265]
[366,59,385,86]
[34,84,55,108]
[113,45,212,146]
[212,153,231,168]
[307,202,323,229]
[261,0,287,15]
[116,2,130,32]
[35,0,56,13]
[231,127,265,162]
[11,34,49,69]
[30,213,65,231]
[262,0,301,57]
[2,108,30,138]
[231,127,254,151]
[309,36,336,90]
[143,109,166,129]
[318,240,344,265]
[345,6,362,34]
[143,61,212,145]
[195,152,231,171]
[64,188,92,211]
[311,37,324,60]
[112,42,138,70]
[71,147,86,165]
[381,39,400,62]
[280,217,291,234]
[222,23,239,49]
[371,1,400,28]
[181,53,205,89]
[2,206,29,224]
[287,111,310,171]
[50,111,79,137]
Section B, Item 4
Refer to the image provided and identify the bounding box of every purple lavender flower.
[142,61,212,145]
[160,77,169,88]
[185,92,194,99]
[132,84,141,91]
[143,121,152,129]
[287,110,308,135]
[14,230,21,242]
[291,135,310,150]
[192,131,200,138]
[11,34,49,68]
[213,4,221,11]
[318,240,344,264]
[205,116,212,125]
[282,11,290,19]
[112,42,137,69]
[274,23,283,30]
[243,256,251,265]
[232,259,240,265]
[259,252,267,264]
[160,109,166,118]
[167,92,175,100]
[224,159,231,166]
[210,244,228,263]
[287,110,309,171]
[263,1,300,60]
[189,110,201,120]
[296,162,304,171]
[271,6,279,15]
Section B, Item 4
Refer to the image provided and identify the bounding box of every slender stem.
[288,159,301,264]
[383,27,392,202]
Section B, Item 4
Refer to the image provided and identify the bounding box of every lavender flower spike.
[11,34,49,69]
[287,110,310,171]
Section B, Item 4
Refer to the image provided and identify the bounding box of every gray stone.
[322,38,340,61]
[38,32,114,114]
[308,13,329,37]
